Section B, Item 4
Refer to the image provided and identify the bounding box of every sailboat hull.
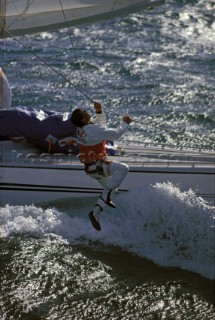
[0,0,164,37]
[0,141,214,206]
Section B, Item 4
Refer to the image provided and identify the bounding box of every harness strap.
[84,159,111,177]
[48,140,53,153]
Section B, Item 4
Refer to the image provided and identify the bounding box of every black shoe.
[107,189,116,208]
[100,189,116,208]
[88,211,101,231]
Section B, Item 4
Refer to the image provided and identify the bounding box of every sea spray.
[0,182,214,279]
[102,182,215,279]
[0,205,69,240]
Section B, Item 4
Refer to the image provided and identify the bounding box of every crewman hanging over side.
[65,101,133,231]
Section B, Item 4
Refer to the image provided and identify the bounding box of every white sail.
[0,0,164,37]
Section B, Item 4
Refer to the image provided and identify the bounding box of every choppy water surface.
[1,0,215,319]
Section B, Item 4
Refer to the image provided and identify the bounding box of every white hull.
[0,140,214,206]
[0,0,164,37]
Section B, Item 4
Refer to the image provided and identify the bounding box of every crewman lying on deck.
[0,67,77,153]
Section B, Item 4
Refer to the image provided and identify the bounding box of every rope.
[57,0,88,99]
[3,0,37,33]
[130,116,213,145]
[81,0,119,61]
[55,0,119,92]
[2,27,94,103]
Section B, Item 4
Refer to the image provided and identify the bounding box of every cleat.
[88,211,101,231]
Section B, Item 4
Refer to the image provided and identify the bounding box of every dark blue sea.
[1,0,215,319]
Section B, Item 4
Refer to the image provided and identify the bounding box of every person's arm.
[91,101,133,140]
[87,114,132,141]
[92,101,106,127]
[0,68,12,109]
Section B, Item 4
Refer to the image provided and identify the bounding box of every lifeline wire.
[77,0,120,62]
[58,0,88,98]
[131,118,213,145]
[4,0,37,32]
[55,0,120,91]
[2,27,94,103]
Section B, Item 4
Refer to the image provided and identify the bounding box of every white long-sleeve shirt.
[77,113,129,146]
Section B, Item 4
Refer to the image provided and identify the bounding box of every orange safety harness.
[78,140,106,163]
[76,140,112,178]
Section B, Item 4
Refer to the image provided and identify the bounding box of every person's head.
[71,108,91,127]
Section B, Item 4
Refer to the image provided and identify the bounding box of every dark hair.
[71,108,84,127]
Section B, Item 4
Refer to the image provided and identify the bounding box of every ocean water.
[1,0,215,319]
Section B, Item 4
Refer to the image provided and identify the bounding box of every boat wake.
[0,182,214,279]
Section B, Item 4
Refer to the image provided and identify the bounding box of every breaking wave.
[1,182,214,280]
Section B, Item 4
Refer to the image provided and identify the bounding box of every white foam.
[101,183,215,279]
[0,182,214,279]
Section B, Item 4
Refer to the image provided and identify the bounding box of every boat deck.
[1,140,214,169]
